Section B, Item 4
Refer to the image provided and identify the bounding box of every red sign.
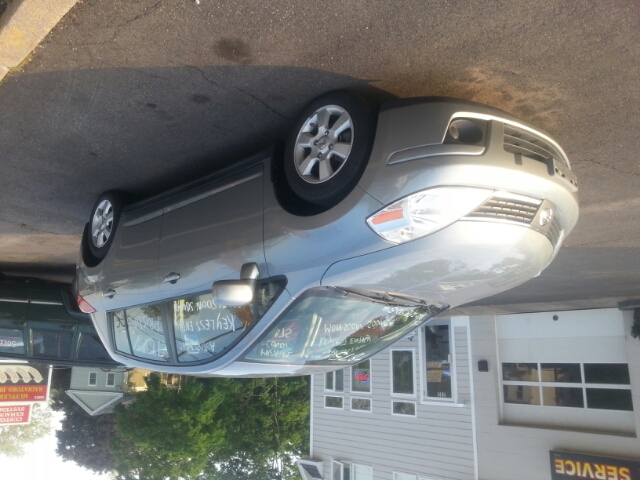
[0,404,31,425]
[354,372,370,382]
[0,365,50,403]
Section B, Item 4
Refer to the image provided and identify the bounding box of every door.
[158,164,265,297]
[99,207,163,310]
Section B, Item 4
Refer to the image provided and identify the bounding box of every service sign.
[551,450,640,480]
[0,404,31,425]
[0,365,51,403]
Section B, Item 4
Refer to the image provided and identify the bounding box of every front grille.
[503,124,568,168]
[466,197,540,225]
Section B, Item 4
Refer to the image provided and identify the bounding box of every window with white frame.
[326,369,344,392]
[394,473,417,480]
[391,349,415,396]
[392,400,416,416]
[325,395,344,409]
[351,397,371,412]
[325,369,344,409]
[88,372,97,386]
[332,460,350,480]
[351,359,371,393]
[352,463,372,480]
[106,372,116,387]
[502,362,633,411]
[424,324,453,400]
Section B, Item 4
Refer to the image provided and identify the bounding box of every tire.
[284,91,378,207]
[87,191,124,261]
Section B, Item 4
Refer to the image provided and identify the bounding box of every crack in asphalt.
[572,158,640,177]
[233,85,295,120]
[186,65,294,120]
[0,218,66,235]
[567,233,640,247]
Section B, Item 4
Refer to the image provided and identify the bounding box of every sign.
[551,450,640,480]
[0,404,31,425]
[0,365,50,403]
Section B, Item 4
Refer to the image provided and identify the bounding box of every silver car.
[74,91,579,377]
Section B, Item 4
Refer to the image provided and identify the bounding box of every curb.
[0,0,78,82]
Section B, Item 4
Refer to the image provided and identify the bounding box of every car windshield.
[243,287,447,366]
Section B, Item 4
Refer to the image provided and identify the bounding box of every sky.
[4,410,111,480]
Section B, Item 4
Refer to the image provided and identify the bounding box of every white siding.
[312,318,475,480]
[70,367,124,391]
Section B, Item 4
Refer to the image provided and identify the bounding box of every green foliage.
[53,370,310,479]
[0,403,53,457]
[203,376,310,479]
[51,390,118,474]
[111,373,226,480]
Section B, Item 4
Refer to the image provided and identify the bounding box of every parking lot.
[1,0,639,310]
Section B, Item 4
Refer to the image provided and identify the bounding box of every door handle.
[103,289,116,299]
[163,273,180,285]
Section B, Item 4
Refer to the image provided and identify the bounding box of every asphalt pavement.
[0,0,639,309]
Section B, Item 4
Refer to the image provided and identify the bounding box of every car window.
[172,294,250,363]
[113,306,169,362]
[111,278,287,365]
[0,327,25,355]
[243,287,446,366]
[77,333,113,362]
[32,330,73,358]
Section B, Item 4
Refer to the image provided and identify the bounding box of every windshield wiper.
[335,287,435,307]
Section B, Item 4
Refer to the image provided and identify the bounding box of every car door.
[157,163,265,297]
[99,206,163,310]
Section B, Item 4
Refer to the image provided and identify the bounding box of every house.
[66,366,130,416]
[66,367,189,416]
[300,308,640,480]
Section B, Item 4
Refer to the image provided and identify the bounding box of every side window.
[391,350,415,396]
[112,306,169,362]
[424,324,453,399]
[351,360,371,393]
[325,369,344,409]
[0,328,25,355]
[77,334,112,362]
[326,369,344,392]
[106,372,116,387]
[32,330,73,358]
[88,372,97,386]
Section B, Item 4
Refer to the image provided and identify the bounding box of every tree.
[111,373,226,480]
[51,391,118,474]
[0,402,53,457]
[203,376,310,480]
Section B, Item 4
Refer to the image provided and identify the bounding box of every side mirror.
[212,263,259,306]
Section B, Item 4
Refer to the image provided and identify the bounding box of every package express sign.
[551,451,640,480]
[0,365,50,403]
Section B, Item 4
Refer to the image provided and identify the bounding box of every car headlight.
[366,187,494,244]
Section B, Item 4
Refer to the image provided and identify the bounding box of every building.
[300,308,640,480]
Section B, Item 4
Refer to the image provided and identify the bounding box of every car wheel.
[284,91,378,207]
[87,191,123,261]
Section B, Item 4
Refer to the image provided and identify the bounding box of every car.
[74,90,579,377]
[0,276,120,367]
